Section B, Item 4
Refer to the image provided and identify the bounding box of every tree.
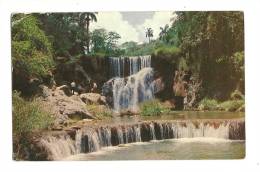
[12,14,54,95]
[145,28,153,43]
[159,24,170,43]
[90,28,122,56]
[90,28,107,53]
[106,31,121,53]
[76,12,98,54]
[168,11,244,99]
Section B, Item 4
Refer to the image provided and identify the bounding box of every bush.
[12,91,54,136]
[140,99,171,116]
[218,100,245,112]
[230,90,244,100]
[153,46,181,56]
[198,98,218,111]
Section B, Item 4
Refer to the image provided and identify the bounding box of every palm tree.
[76,12,98,54]
[145,28,153,43]
[159,24,169,42]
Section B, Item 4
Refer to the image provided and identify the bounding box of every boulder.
[80,93,106,105]
[56,85,72,96]
[39,85,51,98]
[120,109,139,117]
[39,85,96,125]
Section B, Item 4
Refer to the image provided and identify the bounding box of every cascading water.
[109,55,151,78]
[39,120,245,160]
[112,67,154,112]
[103,55,154,112]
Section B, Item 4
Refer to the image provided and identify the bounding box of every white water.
[112,67,154,112]
[40,135,77,160]
[109,55,151,77]
[38,120,244,160]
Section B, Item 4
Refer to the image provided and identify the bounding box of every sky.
[90,11,176,44]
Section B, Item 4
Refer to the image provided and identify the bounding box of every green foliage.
[198,96,245,112]
[153,45,181,56]
[198,98,219,111]
[37,13,97,56]
[230,89,244,100]
[86,104,113,119]
[140,99,171,116]
[121,40,162,56]
[90,28,123,56]
[12,91,54,136]
[218,100,244,112]
[168,12,244,100]
[12,15,54,78]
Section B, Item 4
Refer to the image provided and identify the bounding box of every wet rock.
[152,77,165,94]
[120,109,139,117]
[229,120,245,140]
[154,122,163,140]
[140,123,151,142]
[111,127,120,146]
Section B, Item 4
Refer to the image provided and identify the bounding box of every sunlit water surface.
[65,138,245,160]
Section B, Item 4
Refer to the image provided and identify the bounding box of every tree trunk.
[86,19,90,54]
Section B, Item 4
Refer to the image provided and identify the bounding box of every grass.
[86,104,113,119]
[198,98,219,111]
[140,99,171,116]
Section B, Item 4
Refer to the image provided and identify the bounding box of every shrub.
[218,100,245,112]
[230,90,244,100]
[86,104,113,119]
[198,98,219,111]
[153,46,181,57]
[12,91,54,136]
[140,99,171,116]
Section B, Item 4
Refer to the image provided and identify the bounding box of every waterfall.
[39,134,77,160]
[39,120,245,160]
[103,55,155,112]
[109,55,151,78]
[111,67,154,112]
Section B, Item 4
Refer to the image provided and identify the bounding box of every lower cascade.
[38,120,245,160]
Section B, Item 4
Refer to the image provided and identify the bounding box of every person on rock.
[77,84,84,95]
[70,81,76,95]
[91,81,97,93]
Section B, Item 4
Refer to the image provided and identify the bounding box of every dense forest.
[11,12,245,160]
[12,12,244,98]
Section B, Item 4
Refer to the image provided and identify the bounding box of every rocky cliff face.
[54,55,109,93]
[151,54,177,100]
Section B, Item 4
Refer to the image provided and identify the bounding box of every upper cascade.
[108,55,151,78]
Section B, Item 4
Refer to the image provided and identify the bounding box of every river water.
[60,112,245,160]
[65,138,245,160]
